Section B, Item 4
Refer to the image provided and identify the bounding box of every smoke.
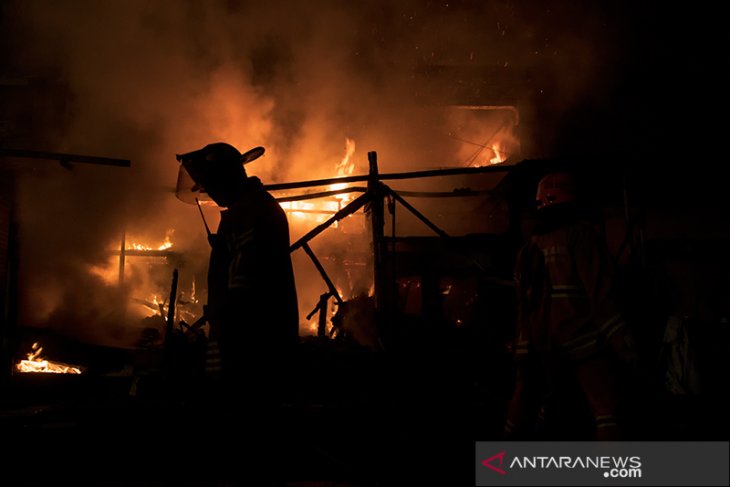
[2,0,626,345]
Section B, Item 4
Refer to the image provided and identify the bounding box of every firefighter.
[176,142,298,484]
[505,171,637,440]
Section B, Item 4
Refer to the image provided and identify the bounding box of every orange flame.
[280,138,357,226]
[16,342,82,374]
[279,200,338,224]
[331,138,356,201]
[488,140,508,165]
[127,230,174,251]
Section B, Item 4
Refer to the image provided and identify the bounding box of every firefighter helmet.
[535,172,577,210]
[176,143,264,189]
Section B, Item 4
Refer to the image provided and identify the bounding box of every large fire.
[16,342,82,374]
[279,138,358,226]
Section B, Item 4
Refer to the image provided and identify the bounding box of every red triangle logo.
[481,451,507,475]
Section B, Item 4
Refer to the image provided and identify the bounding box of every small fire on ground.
[15,342,82,374]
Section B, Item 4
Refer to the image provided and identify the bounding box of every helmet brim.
[241,146,265,164]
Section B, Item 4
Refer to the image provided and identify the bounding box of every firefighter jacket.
[514,218,629,364]
[505,212,635,438]
[207,177,299,373]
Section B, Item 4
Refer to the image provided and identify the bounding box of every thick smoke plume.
[1,0,624,346]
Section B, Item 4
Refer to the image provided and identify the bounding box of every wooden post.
[368,151,385,315]
[317,293,329,338]
[118,229,126,286]
[0,172,16,383]
[164,269,179,350]
[367,151,391,346]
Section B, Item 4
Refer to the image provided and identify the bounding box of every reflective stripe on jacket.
[515,221,627,362]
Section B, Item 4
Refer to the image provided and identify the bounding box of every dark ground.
[1,333,727,486]
[2,336,497,486]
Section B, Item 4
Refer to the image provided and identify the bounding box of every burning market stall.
[178,147,516,324]
[266,152,517,352]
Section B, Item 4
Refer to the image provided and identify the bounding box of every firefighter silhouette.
[505,171,637,440]
[177,142,298,484]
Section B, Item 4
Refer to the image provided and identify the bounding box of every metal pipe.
[390,188,489,198]
[264,164,510,192]
[387,188,449,238]
[275,187,367,203]
[301,243,344,306]
[276,186,486,202]
[0,149,131,167]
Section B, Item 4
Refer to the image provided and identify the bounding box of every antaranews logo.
[477,441,729,487]
[480,450,642,479]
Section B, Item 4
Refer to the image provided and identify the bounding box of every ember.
[15,342,82,374]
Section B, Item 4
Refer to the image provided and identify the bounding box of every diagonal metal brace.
[385,185,449,238]
[301,243,344,306]
[289,192,370,252]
